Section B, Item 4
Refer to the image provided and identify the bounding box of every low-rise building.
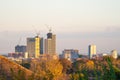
[61,49,79,62]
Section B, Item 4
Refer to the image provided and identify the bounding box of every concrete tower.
[45,32,56,54]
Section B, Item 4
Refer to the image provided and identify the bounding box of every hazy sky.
[0,0,120,55]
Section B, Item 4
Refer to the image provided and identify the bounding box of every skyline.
[0,30,120,55]
[0,0,120,54]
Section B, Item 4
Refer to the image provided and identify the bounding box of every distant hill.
[0,55,33,79]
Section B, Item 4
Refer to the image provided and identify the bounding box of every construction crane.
[18,37,22,45]
[32,25,40,37]
[45,24,52,33]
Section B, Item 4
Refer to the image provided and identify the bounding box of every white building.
[88,44,96,59]
[111,50,118,59]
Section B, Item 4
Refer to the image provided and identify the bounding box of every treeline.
[71,56,120,80]
[0,56,120,80]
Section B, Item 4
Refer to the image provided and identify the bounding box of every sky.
[0,0,120,55]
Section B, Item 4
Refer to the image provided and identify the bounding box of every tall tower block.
[45,32,56,54]
[27,35,44,58]
[35,36,40,58]
[88,44,96,59]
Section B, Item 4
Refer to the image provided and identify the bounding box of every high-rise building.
[45,32,56,54]
[111,50,118,59]
[40,38,44,54]
[88,44,96,59]
[27,35,44,58]
[35,36,40,58]
[27,38,35,58]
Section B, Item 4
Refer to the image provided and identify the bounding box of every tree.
[59,58,72,74]
[30,58,63,80]
[85,60,94,70]
[21,63,30,69]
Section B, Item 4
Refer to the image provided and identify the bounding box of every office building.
[15,45,26,53]
[15,45,26,58]
[27,35,44,58]
[88,44,96,59]
[45,31,56,54]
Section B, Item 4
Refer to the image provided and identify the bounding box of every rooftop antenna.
[36,30,40,37]
[45,24,52,33]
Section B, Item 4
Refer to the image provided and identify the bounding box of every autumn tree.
[85,60,94,70]
[30,58,63,80]
[59,58,72,74]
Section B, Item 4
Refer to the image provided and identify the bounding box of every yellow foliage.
[70,73,84,80]
[30,59,63,80]
[0,55,33,79]
[86,60,94,70]
[80,73,84,77]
